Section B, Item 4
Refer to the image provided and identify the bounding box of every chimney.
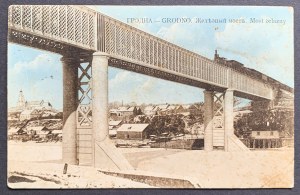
[214,49,219,61]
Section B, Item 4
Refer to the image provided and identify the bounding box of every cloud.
[140,78,157,92]
[109,71,131,88]
[8,52,62,108]
[129,77,159,102]
[157,23,192,43]
[9,54,56,75]
[30,77,62,105]
[109,70,144,88]
[108,69,151,104]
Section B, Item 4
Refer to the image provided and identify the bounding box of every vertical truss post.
[224,89,234,151]
[76,53,93,166]
[213,92,225,149]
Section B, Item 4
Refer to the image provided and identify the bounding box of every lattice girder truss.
[77,57,93,128]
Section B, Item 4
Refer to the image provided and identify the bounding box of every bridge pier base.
[204,89,249,152]
[91,52,133,170]
[224,89,250,151]
[204,90,214,151]
[224,89,234,151]
[62,55,79,165]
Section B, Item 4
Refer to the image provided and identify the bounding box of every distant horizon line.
[8,101,205,110]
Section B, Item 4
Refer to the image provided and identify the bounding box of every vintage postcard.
[7,5,294,188]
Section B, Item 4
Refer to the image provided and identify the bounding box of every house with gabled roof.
[178,104,202,116]
[19,109,40,121]
[8,127,24,135]
[26,126,49,135]
[109,120,123,137]
[109,106,141,121]
[116,123,150,140]
[156,104,170,115]
[144,106,157,116]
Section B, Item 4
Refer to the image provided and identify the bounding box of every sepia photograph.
[7,5,294,188]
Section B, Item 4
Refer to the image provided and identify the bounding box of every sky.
[8,6,294,109]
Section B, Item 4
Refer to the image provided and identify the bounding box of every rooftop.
[117,124,149,132]
[27,126,48,131]
[109,120,122,126]
[20,109,38,115]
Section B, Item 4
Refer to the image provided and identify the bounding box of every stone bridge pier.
[203,89,249,152]
[62,51,133,170]
[61,53,79,165]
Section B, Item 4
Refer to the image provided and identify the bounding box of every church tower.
[17,89,25,109]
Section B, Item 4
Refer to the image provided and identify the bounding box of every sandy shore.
[130,149,294,188]
[8,161,153,188]
[8,140,62,162]
[7,141,294,188]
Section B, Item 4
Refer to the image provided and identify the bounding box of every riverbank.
[7,141,294,188]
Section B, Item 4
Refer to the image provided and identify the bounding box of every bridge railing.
[99,13,273,99]
[101,14,228,87]
[8,5,96,50]
[230,70,272,99]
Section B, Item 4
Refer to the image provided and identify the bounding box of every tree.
[145,115,185,137]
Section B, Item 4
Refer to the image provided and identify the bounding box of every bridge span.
[8,5,293,170]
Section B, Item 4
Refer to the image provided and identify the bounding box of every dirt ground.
[7,141,153,188]
[7,141,294,188]
[126,149,294,188]
[8,140,62,162]
[8,161,152,188]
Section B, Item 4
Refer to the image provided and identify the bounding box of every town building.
[8,127,24,136]
[7,115,19,123]
[247,130,282,149]
[49,129,63,141]
[41,110,58,118]
[51,129,63,136]
[37,130,51,138]
[174,105,185,114]
[25,100,53,111]
[109,120,123,137]
[181,105,192,115]
[8,90,55,121]
[166,105,177,114]
[183,104,203,116]
[251,130,280,139]
[116,124,149,140]
[13,90,53,111]
[156,104,169,115]
[26,126,49,135]
[109,106,141,120]
[19,109,40,121]
[143,106,157,116]
[142,103,203,116]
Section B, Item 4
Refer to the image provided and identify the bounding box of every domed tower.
[17,89,26,109]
